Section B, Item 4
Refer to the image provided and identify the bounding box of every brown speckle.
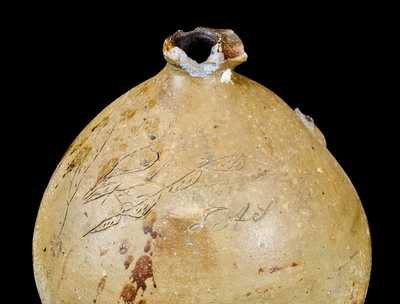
[50,236,63,257]
[119,240,129,255]
[120,283,137,304]
[255,287,269,294]
[97,275,107,294]
[246,292,251,296]
[269,265,283,273]
[124,255,134,270]
[149,134,156,140]
[137,300,146,304]
[143,213,159,239]
[56,247,74,291]
[99,248,109,257]
[130,255,156,293]
[258,267,264,274]
[43,247,47,252]
[144,240,151,253]
[268,262,301,274]
[141,159,150,167]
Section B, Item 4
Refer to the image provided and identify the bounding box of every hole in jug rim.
[172,31,218,64]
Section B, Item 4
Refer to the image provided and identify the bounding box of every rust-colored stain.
[144,240,151,253]
[97,157,118,182]
[143,213,159,239]
[120,109,137,120]
[124,255,134,270]
[130,255,156,294]
[163,37,174,52]
[120,283,137,304]
[93,274,107,302]
[147,98,157,110]
[154,217,217,272]
[221,35,244,59]
[91,116,110,132]
[98,275,107,292]
[136,81,150,96]
[64,145,92,176]
[64,133,89,158]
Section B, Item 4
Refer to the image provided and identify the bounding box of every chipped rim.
[163,27,247,77]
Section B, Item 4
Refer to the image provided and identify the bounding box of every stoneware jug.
[33,27,371,304]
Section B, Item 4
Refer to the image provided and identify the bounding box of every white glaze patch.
[220,69,233,84]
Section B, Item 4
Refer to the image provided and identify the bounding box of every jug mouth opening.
[163,27,247,78]
[173,30,218,64]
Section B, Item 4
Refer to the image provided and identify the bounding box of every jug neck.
[163,27,247,78]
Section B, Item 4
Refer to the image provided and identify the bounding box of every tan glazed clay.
[33,27,371,303]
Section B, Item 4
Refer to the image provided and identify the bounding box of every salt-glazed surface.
[33,27,371,304]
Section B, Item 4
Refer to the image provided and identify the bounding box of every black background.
[8,3,393,303]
